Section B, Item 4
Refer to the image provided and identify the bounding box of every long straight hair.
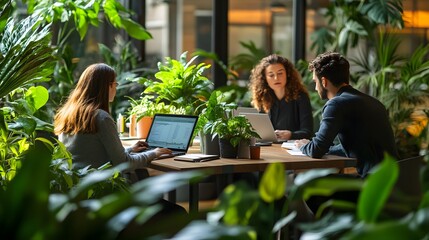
[54,63,116,135]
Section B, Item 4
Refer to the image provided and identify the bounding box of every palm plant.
[351,32,404,99]
[229,41,270,76]
[352,31,429,158]
[311,0,404,55]
[308,0,429,158]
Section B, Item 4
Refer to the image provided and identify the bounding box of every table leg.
[216,174,227,195]
[168,190,176,203]
[189,182,199,213]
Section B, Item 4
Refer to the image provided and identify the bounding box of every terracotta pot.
[136,116,153,139]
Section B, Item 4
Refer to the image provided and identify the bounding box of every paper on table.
[281,141,306,156]
[286,149,306,156]
[281,141,299,150]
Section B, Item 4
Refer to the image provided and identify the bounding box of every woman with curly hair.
[249,54,313,140]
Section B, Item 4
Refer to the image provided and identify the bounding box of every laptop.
[233,107,259,116]
[145,114,198,159]
[240,113,286,145]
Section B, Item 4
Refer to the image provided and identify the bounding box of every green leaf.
[294,168,339,187]
[294,176,363,202]
[360,0,404,28]
[1,140,55,239]
[103,0,121,28]
[216,182,260,225]
[74,8,88,40]
[300,213,355,239]
[259,163,285,203]
[419,192,429,209]
[0,16,54,98]
[174,221,254,240]
[273,211,297,233]
[0,0,13,32]
[310,28,336,55]
[68,163,129,199]
[345,220,419,240]
[0,110,8,141]
[357,154,399,223]
[131,170,207,204]
[25,86,49,112]
[8,116,37,135]
[121,17,152,40]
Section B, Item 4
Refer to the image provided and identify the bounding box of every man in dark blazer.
[295,52,399,178]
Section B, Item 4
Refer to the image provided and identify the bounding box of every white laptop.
[240,112,286,145]
[146,114,198,158]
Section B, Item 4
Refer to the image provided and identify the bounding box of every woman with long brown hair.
[54,63,171,178]
[249,54,313,140]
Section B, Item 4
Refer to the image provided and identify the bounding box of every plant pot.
[200,132,220,155]
[219,138,238,158]
[136,116,153,139]
[237,139,250,159]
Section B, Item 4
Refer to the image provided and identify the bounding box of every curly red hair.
[249,54,308,113]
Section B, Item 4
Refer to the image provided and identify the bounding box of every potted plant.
[206,102,260,158]
[198,91,233,155]
[128,95,185,138]
[141,51,213,116]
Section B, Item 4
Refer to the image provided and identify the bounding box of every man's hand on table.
[295,139,310,149]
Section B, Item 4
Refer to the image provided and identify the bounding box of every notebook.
[240,113,286,145]
[174,154,219,162]
[145,114,198,159]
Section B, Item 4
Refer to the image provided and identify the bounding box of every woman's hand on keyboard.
[131,140,149,152]
[154,148,172,158]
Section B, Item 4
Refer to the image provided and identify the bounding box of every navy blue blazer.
[301,85,399,177]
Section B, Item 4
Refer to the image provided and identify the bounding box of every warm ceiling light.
[270,1,287,13]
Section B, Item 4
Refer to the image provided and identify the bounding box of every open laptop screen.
[146,114,198,151]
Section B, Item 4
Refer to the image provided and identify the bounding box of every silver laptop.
[234,107,259,116]
[240,112,285,144]
[146,114,198,158]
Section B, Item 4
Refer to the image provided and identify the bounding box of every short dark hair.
[308,52,350,86]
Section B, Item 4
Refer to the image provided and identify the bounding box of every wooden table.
[149,144,356,213]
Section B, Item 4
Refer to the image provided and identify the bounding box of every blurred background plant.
[195,40,277,107]
[13,0,153,122]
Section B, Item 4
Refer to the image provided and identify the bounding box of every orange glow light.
[403,10,429,28]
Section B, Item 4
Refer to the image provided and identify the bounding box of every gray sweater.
[59,109,157,171]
